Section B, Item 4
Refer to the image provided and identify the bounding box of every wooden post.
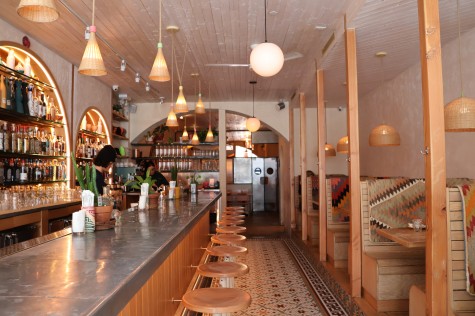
[300,93,308,241]
[316,69,327,261]
[345,28,362,298]
[290,105,296,229]
[218,109,227,209]
[417,0,447,314]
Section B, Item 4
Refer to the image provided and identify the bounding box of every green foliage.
[71,153,99,203]
[170,161,178,182]
[124,168,156,194]
[187,172,201,184]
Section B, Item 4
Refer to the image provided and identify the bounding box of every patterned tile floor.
[231,238,347,316]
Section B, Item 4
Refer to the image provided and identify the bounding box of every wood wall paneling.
[299,93,308,241]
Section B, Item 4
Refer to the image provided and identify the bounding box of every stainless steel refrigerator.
[252,158,279,212]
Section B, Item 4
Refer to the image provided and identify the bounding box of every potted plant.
[71,154,113,225]
[124,168,159,208]
[152,124,169,143]
[187,172,201,194]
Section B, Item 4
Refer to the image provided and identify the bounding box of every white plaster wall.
[359,27,475,179]
[130,101,289,143]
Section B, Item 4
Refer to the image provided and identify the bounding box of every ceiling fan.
[205,50,303,68]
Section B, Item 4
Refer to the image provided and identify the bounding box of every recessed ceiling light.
[375,51,387,57]
[268,10,278,16]
[315,24,327,30]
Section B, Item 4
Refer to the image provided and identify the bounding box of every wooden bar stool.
[225,206,245,211]
[216,226,246,234]
[197,261,249,288]
[218,219,245,227]
[223,209,245,215]
[211,234,246,246]
[221,214,245,220]
[182,287,251,316]
[206,245,247,262]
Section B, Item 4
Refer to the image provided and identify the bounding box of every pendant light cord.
[252,83,255,117]
[209,84,212,127]
[92,0,95,26]
[171,32,174,107]
[457,0,464,97]
[174,41,188,85]
[264,0,268,43]
[159,0,162,42]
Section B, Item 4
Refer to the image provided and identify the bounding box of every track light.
[84,26,90,40]
[276,100,285,111]
[135,73,140,83]
[120,59,126,72]
[145,82,150,92]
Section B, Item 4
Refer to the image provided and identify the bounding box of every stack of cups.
[169,181,176,199]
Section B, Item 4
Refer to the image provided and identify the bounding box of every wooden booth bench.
[361,179,426,312]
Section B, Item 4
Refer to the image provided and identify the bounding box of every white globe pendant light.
[249,0,284,77]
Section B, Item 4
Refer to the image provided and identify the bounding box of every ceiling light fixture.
[135,73,140,83]
[168,26,188,114]
[205,85,214,142]
[325,144,336,157]
[166,30,178,127]
[195,79,206,114]
[78,0,107,76]
[120,59,126,71]
[246,80,261,132]
[149,0,170,82]
[191,114,200,145]
[336,136,349,153]
[17,0,59,23]
[182,116,189,141]
[369,52,400,146]
[249,0,284,77]
[444,0,475,132]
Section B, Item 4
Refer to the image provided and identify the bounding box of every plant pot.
[148,193,159,209]
[95,205,113,223]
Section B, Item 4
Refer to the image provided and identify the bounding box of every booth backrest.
[447,187,475,313]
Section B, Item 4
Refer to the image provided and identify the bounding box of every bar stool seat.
[218,219,245,226]
[221,214,245,220]
[182,288,251,315]
[216,226,246,234]
[225,206,245,211]
[206,245,248,262]
[211,234,246,246]
[197,262,249,288]
[223,209,245,215]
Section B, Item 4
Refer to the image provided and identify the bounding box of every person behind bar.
[93,145,117,195]
[144,161,169,190]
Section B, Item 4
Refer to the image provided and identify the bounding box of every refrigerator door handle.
[260,177,268,185]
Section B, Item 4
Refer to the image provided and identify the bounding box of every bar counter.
[0,191,221,315]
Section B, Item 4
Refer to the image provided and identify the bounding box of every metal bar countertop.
[0,191,221,315]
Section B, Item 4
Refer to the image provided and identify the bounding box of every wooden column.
[290,105,296,229]
[219,109,227,208]
[300,93,308,241]
[417,0,447,314]
[316,69,327,261]
[345,28,362,298]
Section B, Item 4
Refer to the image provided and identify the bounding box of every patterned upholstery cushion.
[368,178,426,243]
[330,176,350,222]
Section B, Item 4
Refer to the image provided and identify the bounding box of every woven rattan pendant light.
[171,29,188,114]
[166,30,178,127]
[444,0,475,132]
[336,136,349,153]
[149,0,170,82]
[195,79,206,114]
[191,114,200,145]
[325,144,336,157]
[369,52,400,146]
[205,86,214,143]
[17,0,59,22]
[182,116,189,141]
[246,81,260,132]
[78,0,107,76]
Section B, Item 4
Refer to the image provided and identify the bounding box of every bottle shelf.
[131,142,218,147]
[116,156,130,159]
[0,152,67,160]
[112,111,129,122]
[0,108,64,128]
[0,64,54,91]
[141,156,218,160]
[1,179,68,187]
[160,169,219,173]
[79,129,107,139]
[74,157,93,161]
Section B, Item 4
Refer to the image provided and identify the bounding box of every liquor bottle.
[44,160,50,181]
[15,80,24,114]
[19,159,27,182]
[0,128,3,152]
[0,159,4,184]
[27,83,34,116]
[45,96,51,121]
[10,123,17,153]
[27,159,33,181]
[0,74,7,109]
[22,127,29,154]
[16,125,23,153]
[40,93,46,120]
[4,76,12,110]
[14,159,20,182]
[5,158,13,182]
[40,130,47,155]
[8,77,15,111]
[34,159,42,181]
[31,127,40,154]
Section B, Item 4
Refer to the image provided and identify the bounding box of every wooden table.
[376,228,426,248]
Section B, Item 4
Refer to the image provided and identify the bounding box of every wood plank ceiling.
[0,0,474,110]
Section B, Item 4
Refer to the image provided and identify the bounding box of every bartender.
[144,161,169,191]
[93,145,117,195]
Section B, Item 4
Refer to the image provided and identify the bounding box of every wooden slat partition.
[316,69,327,261]
[446,187,475,315]
[417,0,448,314]
[299,93,308,241]
[345,27,362,298]
[118,212,210,316]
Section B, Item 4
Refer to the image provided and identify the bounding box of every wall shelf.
[0,108,64,128]
[78,129,107,139]
[113,134,129,141]
[112,111,129,122]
